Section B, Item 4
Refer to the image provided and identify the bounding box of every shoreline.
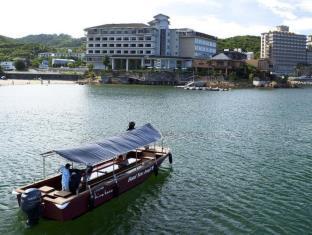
[0,79,76,86]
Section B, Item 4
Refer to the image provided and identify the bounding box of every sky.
[1,0,312,39]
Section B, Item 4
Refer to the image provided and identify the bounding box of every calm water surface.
[0,84,311,235]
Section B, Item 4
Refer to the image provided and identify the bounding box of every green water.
[0,84,311,234]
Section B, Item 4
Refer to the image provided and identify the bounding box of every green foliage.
[87,63,94,71]
[14,60,26,71]
[102,56,110,70]
[0,42,51,61]
[217,35,261,59]
[31,57,44,68]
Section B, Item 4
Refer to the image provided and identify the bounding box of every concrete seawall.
[5,72,82,81]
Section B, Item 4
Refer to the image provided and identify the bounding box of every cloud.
[257,0,297,20]
[171,15,269,38]
[284,17,312,33]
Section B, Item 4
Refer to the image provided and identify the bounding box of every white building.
[307,35,312,49]
[52,59,75,67]
[261,26,307,75]
[84,14,217,70]
[38,52,85,60]
[0,61,15,71]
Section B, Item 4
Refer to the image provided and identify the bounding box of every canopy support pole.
[135,150,138,172]
[161,139,164,152]
[113,158,117,184]
[43,156,46,178]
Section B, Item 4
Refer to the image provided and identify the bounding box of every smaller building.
[39,52,85,60]
[0,61,15,71]
[39,60,49,69]
[193,52,246,76]
[52,59,75,67]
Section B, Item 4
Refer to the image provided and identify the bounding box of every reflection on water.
[0,85,312,234]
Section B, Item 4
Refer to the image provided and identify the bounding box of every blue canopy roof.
[53,123,161,165]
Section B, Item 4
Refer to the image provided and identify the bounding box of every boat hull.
[17,153,169,221]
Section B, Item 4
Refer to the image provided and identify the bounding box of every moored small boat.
[14,123,172,226]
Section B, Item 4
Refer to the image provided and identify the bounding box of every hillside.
[0,35,14,44]
[0,34,85,61]
[16,34,85,48]
[217,35,261,58]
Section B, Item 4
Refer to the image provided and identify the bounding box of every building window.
[116,31,122,34]
[145,36,151,41]
[95,44,100,47]
[131,37,136,41]
[109,50,114,54]
[88,44,94,47]
[88,50,93,53]
[116,44,122,47]
[138,44,143,47]
[123,44,129,47]
[124,37,129,41]
[130,50,136,54]
[138,36,144,40]
[116,50,121,54]
[109,37,114,41]
[102,44,107,47]
[95,50,100,54]
[101,30,108,34]
[124,50,129,54]
[131,44,136,47]
[102,50,107,53]
[124,30,128,34]
[95,37,101,41]
[102,37,108,41]
[109,31,115,34]
[145,44,151,47]
[139,50,144,54]
[109,44,114,47]
[116,37,122,41]
[146,50,151,54]
[89,37,94,41]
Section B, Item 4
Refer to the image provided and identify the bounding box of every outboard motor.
[20,188,42,226]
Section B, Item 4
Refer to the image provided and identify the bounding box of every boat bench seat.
[39,186,55,194]
[43,194,76,205]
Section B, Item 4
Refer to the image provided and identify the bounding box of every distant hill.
[0,35,14,44]
[16,34,85,48]
[217,35,261,58]
[0,34,85,61]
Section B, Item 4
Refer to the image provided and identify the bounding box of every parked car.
[0,76,7,80]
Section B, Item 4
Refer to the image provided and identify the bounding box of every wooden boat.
[14,123,172,225]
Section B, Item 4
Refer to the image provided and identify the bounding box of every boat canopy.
[51,123,161,166]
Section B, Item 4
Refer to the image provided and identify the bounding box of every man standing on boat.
[59,163,71,191]
[127,121,135,131]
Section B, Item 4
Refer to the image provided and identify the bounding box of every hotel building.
[84,14,217,70]
[261,26,307,75]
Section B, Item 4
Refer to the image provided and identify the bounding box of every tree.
[87,63,94,71]
[14,60,26,71]
[0,65,3,75]
[102,56,110,70]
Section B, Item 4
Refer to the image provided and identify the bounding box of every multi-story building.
[261,26,307,75]
[84,14,217,70]
[177,28,217,59]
